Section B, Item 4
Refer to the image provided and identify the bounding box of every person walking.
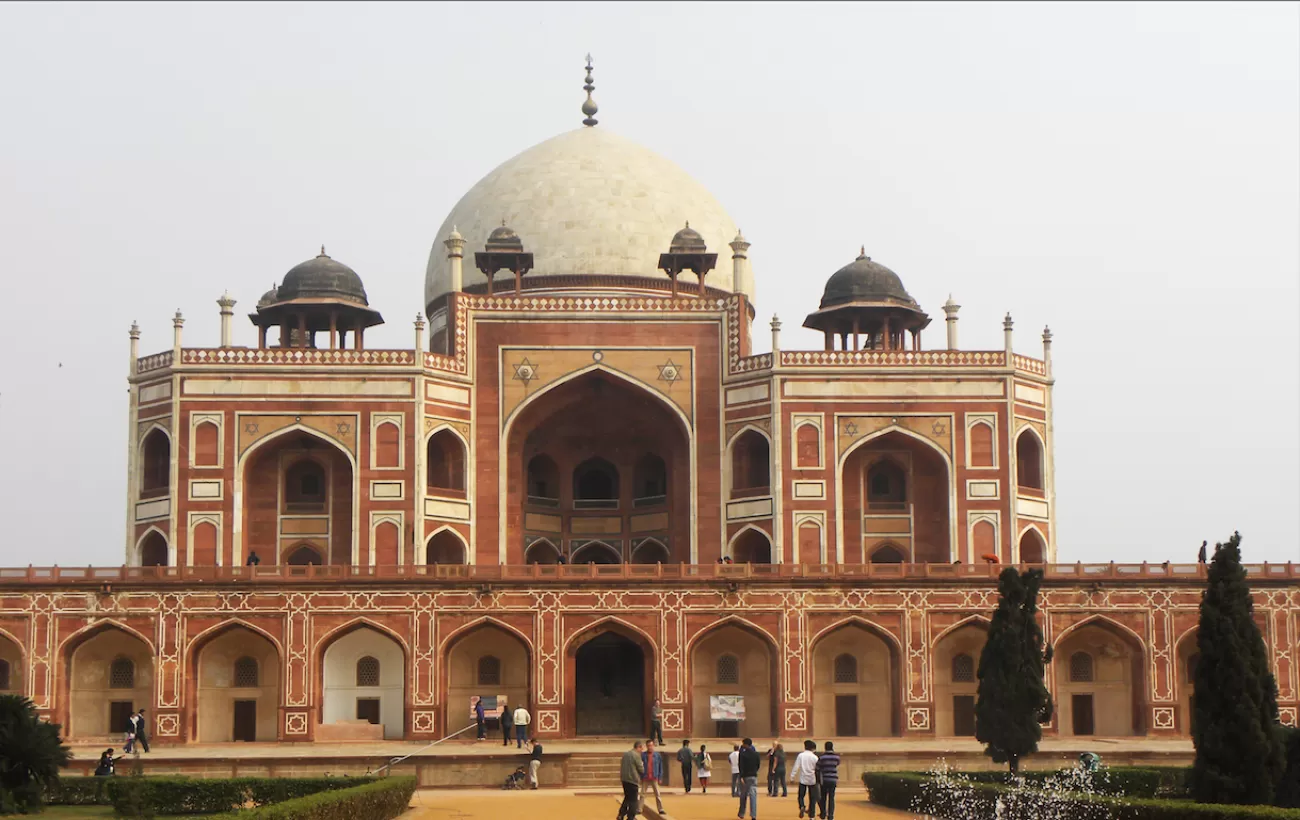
[677,738,695,793]
[527,737,543,789]
[767,741,787,797]
[815,741,840,820]
[474,696,486,740]
[790,740,820,820]
[617,741,646,820]
[1198,540,1208,563]
[728,744,741,797]
[737,737,761,820]
[639,740,666,816]
[512,703,531,749]
[695,744,713,794]
[500,698,512,746]
[649,698,665,745]
[129,710,150,753]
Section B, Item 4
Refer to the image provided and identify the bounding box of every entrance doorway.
[109,701,134,735]
[233,700,257,742]
[952,695,975,736]
[1071,694,1095,736]
[835,695,859,736]
[356,698,381,725]
[575,633,645,736]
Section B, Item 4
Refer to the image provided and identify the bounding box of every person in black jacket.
[736,737,762,820]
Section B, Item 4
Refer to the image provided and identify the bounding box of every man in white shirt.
[512,704,531,749]
[728,744,741,797]
[789,739,821,820]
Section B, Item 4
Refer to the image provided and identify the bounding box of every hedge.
[862,772,1300,820]
[106,775,380,816]
[44,776,112,806]
[954,766,1192,799]
[205,777,416,820]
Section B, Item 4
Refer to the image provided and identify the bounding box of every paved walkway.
[401,788,923,819]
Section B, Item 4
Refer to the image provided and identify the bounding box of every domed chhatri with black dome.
[803,249,932,352]
[658,221,718,297]
[248,248,384,350]
[474,222,534,297]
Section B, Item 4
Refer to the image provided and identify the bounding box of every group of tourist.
[620,737,841,820]
[94,708,152,777]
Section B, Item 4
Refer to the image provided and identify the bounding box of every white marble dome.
[424,126,750,311]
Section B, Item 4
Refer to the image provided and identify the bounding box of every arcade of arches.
[843,432,952,563]
[243,433,353,567]
[509,372,689,564]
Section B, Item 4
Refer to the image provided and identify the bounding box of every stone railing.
[2,562,1294,587]
[178,348,416,366]
[780,350,1009,368]
[134,351,173,374]
[732,353,772,374]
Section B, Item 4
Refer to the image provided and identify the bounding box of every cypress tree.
[975,567,1054,774]
[1191,531,1285,804]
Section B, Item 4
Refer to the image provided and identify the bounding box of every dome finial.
[581,53,599,127]
[858,245,867,260]
[319,244,327,257]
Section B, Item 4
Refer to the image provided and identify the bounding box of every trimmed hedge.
[44,776,112,806]
[206,777,416,820]
[106,775,380,816]
[863,771,1300,820]
[954,766,1192,799]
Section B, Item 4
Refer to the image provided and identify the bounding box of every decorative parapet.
[135,351,173,374]
[733,353,772,374]
[781,350,1007,367]
[1012,354,1047,376]
[180,348,416,366]
[423,352,467,374]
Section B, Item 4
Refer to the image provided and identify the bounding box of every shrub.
[43,776,112,805]
[1277,727,1300,809]
[205,777,416,820]
[107,775,380,816]
[0,694,72,813]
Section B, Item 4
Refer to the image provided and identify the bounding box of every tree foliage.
[975,567,1054,773]
[0,693,72,813]
[1191,532,1285,805]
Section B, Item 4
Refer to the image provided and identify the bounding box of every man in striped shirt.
[815,741,840,820]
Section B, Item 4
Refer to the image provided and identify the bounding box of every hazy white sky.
[0,2,1295,566]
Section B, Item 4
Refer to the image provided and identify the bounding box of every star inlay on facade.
[336,422,351,435]
[931,420,947,436]
[512,358,539,386]
[244,422,259,435]
[843,421,859,438]
[657,359,683,387]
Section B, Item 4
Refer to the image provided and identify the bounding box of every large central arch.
[504,368,694,565]
[565,619,656,737]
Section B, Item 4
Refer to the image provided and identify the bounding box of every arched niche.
[242,430,353,567]
[571,541,621,565]
[1054,620,1145,737]
[690,622,777,738]
[811,622,900,737]
[730,429,771,499]
[730,528,772,564]
[842,430,951,563]
[932,621,987,737]
[569,624,653,737]
[1016,429,1045,491]
[66,625,154,739]
[524,538,561,565]
[631,539,670,565]
[426,530,467,565]
[138,530,169,567]
[320,626,406,740]
[193,626,280,742]
[1019,527,1047,564]
[444,623,530,735]
[140,428,170,497]
[427,429,466,497]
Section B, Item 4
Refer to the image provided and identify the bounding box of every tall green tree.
[975,567,1054,774]
[1191,532,1285,805]
[0,693,72,813]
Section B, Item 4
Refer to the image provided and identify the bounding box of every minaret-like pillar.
[445,227,466,293]
[129,321,141,376]
[1042,326,1053,377]
[943,295,960,350]
[172,310,184,356]
[1003,313,1014,356]
[730,231,753,301]
[415,313,427,353]
[217,292,236,347]
[770,315,782,360]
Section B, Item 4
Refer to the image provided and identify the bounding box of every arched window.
[1069,651,1094,683]
[375,422,400,468]
[139,531,169,567]
[731,430,770,496]
[869,544,906,564]
[1016,430,1044,491]
[1019,528,1047,564]
[833,653,858,683]
[477,655,501,686]
[285,545,323,566]
[284,459,327,512]
[356,656,380,687]
[524,539,561,565]
[427,430,466,494]
[795,424,821,469]
[571,542,621,565]
[426,531,466,565]
[731,529,773,564]
[109,658,135,689]
[969,422,994,468]
[716,654,740,685]
[631,539,670,565]
[140,429,170,495]
[952,653,975,683]
[866,459,907,508]
[633,453,667,506]
[526,455,560,505]
[0,659,10,690]
[194,421,220,467]
[573,457,619,508]
[233,656,259,688]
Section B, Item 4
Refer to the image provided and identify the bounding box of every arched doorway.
[932,622,987,737]
[1019,527,1047,564]
[321,625,405,739]
[690,622,777,738]
[193,626,280,742]
[571,627,651,736]
[139,428,170,498]
[730,528,773,564]
[0,633,22,695]
[242,430,354,566]
[1016,429,1045,492]
[524,538,561,565]
[507,371,690,565]
[138,530,169,567]
[65,625,153,740]
[1054,620,1145,737]
[842,430,951,563]
[571,542,621,565]
[631,539,670,565]
[426,430,467,498]
[729,429,771,498]
[811,622,899,737]
[444,623,530,736]
[426,530,467,564]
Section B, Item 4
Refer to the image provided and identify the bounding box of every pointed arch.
[930,614,992,648]
[186,619,283,742]
[524,537,561,565]
[185,618,286,665]
[425,425,467,494]
[685,614,779,656]
[425,526,468,565]
[1015,425,1046,491]
[60,620,156,739]
[631,537,670,564]
[316,617,411,665]
[809,614,904,655]
[318,617,407,740]
[1018,524,1048,564]
[687,614,779,737]
[439,615,536,655]
[504,364,692,435]
[134,525,170,567]
[727,424,772,498]
[570,541,621,565]
[809,615,904,737]
[726,524,773,563]
[837,423,957,565]
[1052,613,1146,651]
[138,423,172,496]
[59,618,157,658]
[564,615,658,659]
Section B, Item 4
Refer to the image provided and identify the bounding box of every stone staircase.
[565,754,622,788]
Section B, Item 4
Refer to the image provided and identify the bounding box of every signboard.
[470,694,509,720]
[709,695,746,721]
